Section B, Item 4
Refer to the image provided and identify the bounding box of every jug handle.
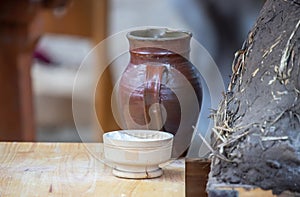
[144,64,167,130]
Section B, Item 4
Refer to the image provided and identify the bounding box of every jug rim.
[127,28,192,41]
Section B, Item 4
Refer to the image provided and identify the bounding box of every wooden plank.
[208,184,300,197]
[41,0,93,38]
[0,142,184,196]
[186,158,211,197]
[92,0,120,134]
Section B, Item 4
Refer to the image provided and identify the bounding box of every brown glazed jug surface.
[118,28,202,156]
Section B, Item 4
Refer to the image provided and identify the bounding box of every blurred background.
[0,0,263,153]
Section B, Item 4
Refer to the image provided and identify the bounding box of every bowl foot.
[113,167,163,179]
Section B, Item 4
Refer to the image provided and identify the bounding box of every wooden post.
[0,0,68,141]
[0,1,42,141]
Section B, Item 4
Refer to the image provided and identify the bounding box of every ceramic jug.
[117,28,202,156]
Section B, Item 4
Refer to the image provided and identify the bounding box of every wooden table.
[0,142,184,196]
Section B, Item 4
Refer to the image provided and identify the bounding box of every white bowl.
[103,130,174,179]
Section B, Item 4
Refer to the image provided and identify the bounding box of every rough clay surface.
[210,0,300,195]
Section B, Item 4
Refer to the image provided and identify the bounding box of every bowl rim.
[103,130,174,148]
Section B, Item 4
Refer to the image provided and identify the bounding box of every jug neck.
[129,47,190,65]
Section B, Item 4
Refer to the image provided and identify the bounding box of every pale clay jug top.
[127,28,192,56]
[127,28,192,41]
